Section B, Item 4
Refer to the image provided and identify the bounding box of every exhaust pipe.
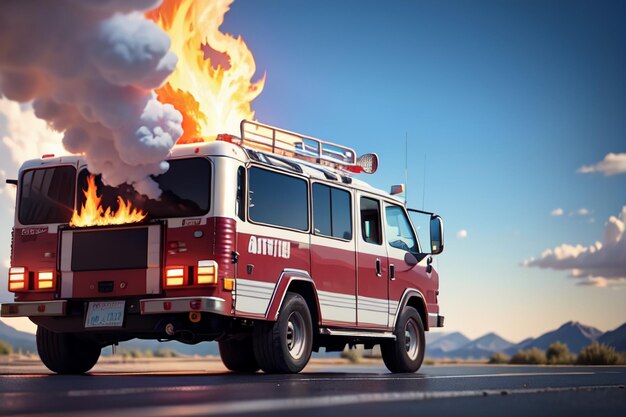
[163,322,196,343]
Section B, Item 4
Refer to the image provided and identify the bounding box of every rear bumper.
[1,300,67,317]
[428,313,445,328]
[1,296,226,319]
[139,296,226,315]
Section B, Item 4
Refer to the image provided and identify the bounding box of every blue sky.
[220,0,626,340]
[1,0,624,341]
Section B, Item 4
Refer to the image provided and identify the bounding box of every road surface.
[0,358,624,416]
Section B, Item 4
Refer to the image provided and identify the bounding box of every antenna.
[404,132,408,204]
[421,152,426,210]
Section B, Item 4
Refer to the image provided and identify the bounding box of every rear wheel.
[218,336,260,373]
[36,326,101,374]
[253,292,313,373]
[381,306,425,373]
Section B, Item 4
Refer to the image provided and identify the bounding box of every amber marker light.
[223,278,234,291]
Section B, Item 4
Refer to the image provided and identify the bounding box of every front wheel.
[253,292,313,373]
[36,326,101,374]
[381,306,425,373]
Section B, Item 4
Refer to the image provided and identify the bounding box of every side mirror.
[404,251,418,266]
[430,215,444,255]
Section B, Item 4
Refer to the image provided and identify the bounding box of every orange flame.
[148,0,265,144]
[70,175,147,227]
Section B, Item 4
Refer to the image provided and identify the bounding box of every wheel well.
[286,280,320,331]
[406,296,428,330]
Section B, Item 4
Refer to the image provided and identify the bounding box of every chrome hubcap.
[404,318,419,361]
[286,311,306,360]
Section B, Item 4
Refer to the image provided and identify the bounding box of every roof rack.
[239,120,359,171]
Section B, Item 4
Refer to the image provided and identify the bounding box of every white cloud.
[523,207,626,287]
[551,208,564,216]
[569,208,591,217]
[456,229,468,239]
[578,153,626,176]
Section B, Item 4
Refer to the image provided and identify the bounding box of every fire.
[148,0,265,144]
[70,176,147,227]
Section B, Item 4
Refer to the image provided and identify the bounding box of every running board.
[319,328,396,340]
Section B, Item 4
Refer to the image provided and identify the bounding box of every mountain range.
[426,321,626,359]
[1,319,625,359]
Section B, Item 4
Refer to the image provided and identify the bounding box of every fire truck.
[1,121,444,374]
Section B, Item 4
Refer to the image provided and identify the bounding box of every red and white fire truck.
[1,121,444,374]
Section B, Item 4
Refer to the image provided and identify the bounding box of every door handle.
[375,258,382,277]
[389,264,396,281]
[426,256,433,274]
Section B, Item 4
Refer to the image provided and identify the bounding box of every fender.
[393,288,429,330]
[265,268,322,324]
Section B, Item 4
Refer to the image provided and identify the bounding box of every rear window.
[18,166,76,225]
[77,158,211,219]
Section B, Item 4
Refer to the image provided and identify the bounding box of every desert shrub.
[341,346,363,364]
[488,352,510,364]
[154,348,179,358]
[0,340,13,355]
[546,342,574,365]
[576,342,623,365]
[510,348,546,364]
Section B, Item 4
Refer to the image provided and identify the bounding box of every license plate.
[85,301,125,328]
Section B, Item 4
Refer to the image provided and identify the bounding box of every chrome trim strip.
[0,300,67,317]
[140,296,226,315]
[147,225,160,268]
[61,271,73,299]
[145,269,160,295]
[319,327,396,340]
[60,231,73,298]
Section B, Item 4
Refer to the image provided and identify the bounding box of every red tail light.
[8,267,27,292]
[164,267,186,287]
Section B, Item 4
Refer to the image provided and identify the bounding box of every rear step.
[319,328,396,340]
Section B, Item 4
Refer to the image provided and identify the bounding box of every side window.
[248,167,308,231]
[312,183,352,240]
[236,166,245,220]
[360,197,382,245]
[385,205,418,252]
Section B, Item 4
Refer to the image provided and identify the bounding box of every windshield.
[76,157,211,220]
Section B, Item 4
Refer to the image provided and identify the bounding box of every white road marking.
[8,384,624,417]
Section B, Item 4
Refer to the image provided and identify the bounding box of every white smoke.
[0,0,182,198]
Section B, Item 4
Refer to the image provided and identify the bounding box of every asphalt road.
[0,359,624,417]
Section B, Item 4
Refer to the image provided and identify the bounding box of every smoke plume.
[0,0,182,197]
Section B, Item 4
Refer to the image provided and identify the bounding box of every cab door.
[356,194,389,328]
[384,203,435,325]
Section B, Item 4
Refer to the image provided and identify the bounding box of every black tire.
[381,306,425,373]
[253,292,313,373]
[36,326,101,375]
[218,337,260,373]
